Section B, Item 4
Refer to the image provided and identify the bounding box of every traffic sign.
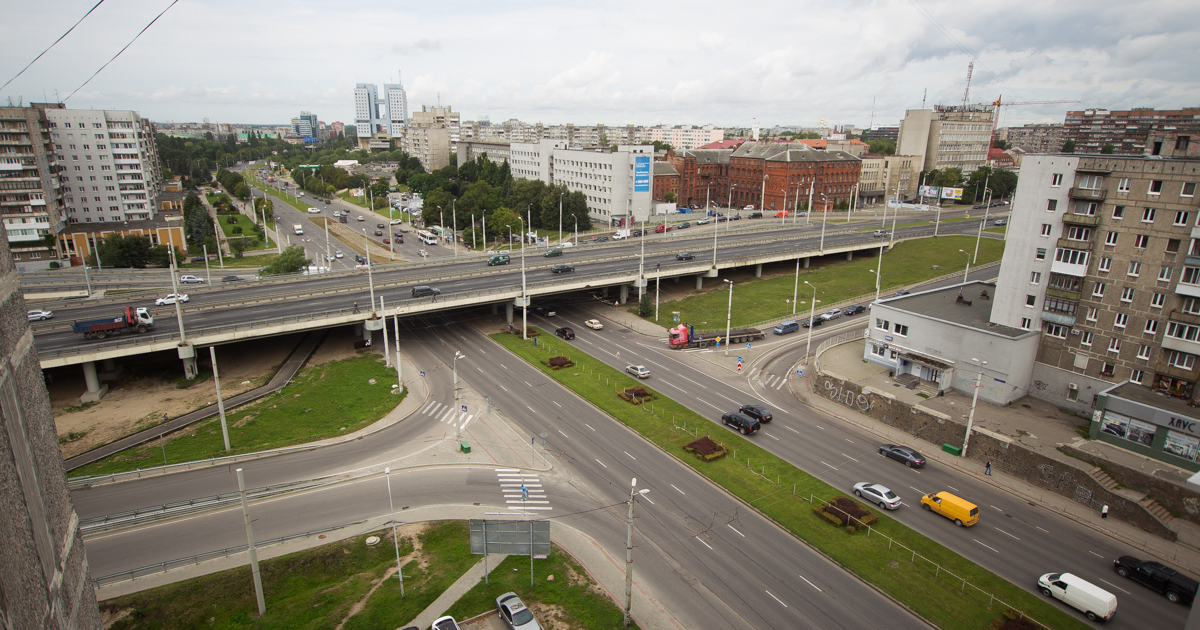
[797,369,803,377]
[738,356,743,362]
[746,342,752,349]
[420,370,426,377]
[461,405,467,413]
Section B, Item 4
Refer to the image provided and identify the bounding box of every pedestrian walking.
[1102,504,1109,519]
[984,460,992,476]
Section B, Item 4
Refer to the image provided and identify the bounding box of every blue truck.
[72,306,155,340]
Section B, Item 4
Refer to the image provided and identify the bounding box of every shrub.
[814,496,879,531]
[683,436,728,461]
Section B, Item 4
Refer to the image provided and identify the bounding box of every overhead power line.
[64,0,180,103]
[0,0,105,93]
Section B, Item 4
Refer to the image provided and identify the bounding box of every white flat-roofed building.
[647,125,725,150]
[509,139,655,225]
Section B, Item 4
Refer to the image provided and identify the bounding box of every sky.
[2,0,1198,130]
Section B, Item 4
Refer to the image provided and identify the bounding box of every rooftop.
[59,215,181,235]
[875,281,1033,340]
[1103,381,1200,422]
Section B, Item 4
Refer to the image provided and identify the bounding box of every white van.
[1038,572,1117,621]
[613,229,630,241]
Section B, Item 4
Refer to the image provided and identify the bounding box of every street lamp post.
[792,258,801,314]
[973,188,992,263]
[723,279,733,357]
[573,216,578,248]
[962,358,987,457]
[623,478,650,628]
[959,249,971,283]
[453,351,465,442]
[804,281,818,361]
[819,194,829,251]
[383,467,405,597]
[558,191,564,245]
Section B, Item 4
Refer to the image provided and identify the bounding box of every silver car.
[853,482,903,510]
[27,309,53,321]
[496,592,541,630]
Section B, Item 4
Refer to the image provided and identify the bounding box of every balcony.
[1041,311,1077,326]
[1062,213,1100,227]
[1177,282,1200,299]
[1170,310,1200,327]
[1057,237,1093,250]
[1156,362,1200,382]
[1069,187,1108,201]
[1076,162,1113,175]
[1163,336,1200,357]
[1046,286,1083,301]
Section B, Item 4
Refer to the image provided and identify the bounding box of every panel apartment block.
[1064,108,1200,156]
[0,104,67,269]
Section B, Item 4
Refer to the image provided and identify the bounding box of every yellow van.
[920,491,979,527]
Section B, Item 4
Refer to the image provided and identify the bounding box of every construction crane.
[961,62,974,110]
[990,95,1081,150]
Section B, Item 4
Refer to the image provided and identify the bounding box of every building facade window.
[1031,271,1042,284]
[1121,287,1135,303]
[1135,234,1150,249]
[1113,205,1125,219]
[1021,317,1032,330]
[1098,257,1112,272]
[1159,267,1173,282]
[1081,331,1094,346]
[1045,323,1068,338]
[1108,338,1122,354]
[1051,174,1063,187]
[1105,231,1119,246]
[1092,282,1106,298]
[1087,307,1099,321]
[1128,261,1141,277]
[1026,294,1037,307]
[1041,223,1053,236]
[1036,248,1047,260]
[1145,319,1160,335]
[1151,293,1166,308]
[1114,313,1129,328]
[1118,178,1132,193]
[1143,208,1157,223]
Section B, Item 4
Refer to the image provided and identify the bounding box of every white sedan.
[853,482,902,510]
[155,293,189,306]
[584,319,604,330]
[27,309,53,321]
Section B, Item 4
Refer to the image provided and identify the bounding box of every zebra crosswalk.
[494,468,552,512]
[757,372,790,390]
[420,400,475,431]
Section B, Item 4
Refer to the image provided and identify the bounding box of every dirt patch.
[309,326,383,366]
[333,522,427,630]
[525,602,571,630]
[562,564,606,598]
[100,605,132,629]
[49,334,302,459]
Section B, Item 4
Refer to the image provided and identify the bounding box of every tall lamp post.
[623,478,651,628]
[383,467,406,597]
[804,280,819,361]
[973,187,993,263]
[558,191,564,245]
[723,279,733,357]
[959,249,971,283]
[453,351,465,441]
[962,358,987,458]
[792,258,801,314]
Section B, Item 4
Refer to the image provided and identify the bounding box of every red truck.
[72,306,155,340]
[668,324,764,349]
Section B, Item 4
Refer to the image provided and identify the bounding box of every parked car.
[220,275,244,282]
[555,327,575,340]
[1113,556,1198,604]
[155,293,189,306]
[739,404,772,423]
[496,592,541,630]
[800,317,824,328]
[730,214,741,221]
[550,264,574,274]
[879,444,926,467]
[26,309,53,321]
[432,616,461,630]
[774,321,800,335]
[676,252,695,261]
[743,205,756,211]
[721,412,760,435]
[391,219,404,225]
[853,482,903,510]
[843,304,867,316]
[1038,572,1118,621]
[307,207,322,214]
[584,319,604,330]
[626,364,651,379]
[179,275,205,284]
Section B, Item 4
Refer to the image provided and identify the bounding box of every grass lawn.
[490,330,1090,630]
[73,355,405,477]
[217,214,270,249]
[99,521,473,630]
[206,193,232,207]
[176,252,279,270]
[337,191,369,208]
[646,235,1004,329]
[442,547,639,629]
[985,226,1008,235]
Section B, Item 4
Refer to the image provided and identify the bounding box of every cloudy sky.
[3,0,1198,130]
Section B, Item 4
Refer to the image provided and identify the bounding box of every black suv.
[843,304,867,316]
[747,211,763,219]
[721,412,760,435]
[676,252,695,261]
[555,327,575,340]
[739,404,772,423]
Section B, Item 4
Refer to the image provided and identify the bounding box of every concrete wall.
[0,236,102,628]
[1030,360,1109,414]
[1063,444,1200,525]
[817,369,1176,540]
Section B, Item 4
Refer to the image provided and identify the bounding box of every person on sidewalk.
[984,460,992,476]
[1102,504,1109,519]
[353,301,360,313]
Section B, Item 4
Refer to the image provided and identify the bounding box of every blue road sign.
[461,405,467,413]
[746,342,752,349]
[797,369,803,376]
[738,356,743,362]
[521,485,529,499]
[420,370,426,377]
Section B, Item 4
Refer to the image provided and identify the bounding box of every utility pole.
[236,468,267,616]
[209,346,231,451]
[962,359,986,457]
[624,479,650,628]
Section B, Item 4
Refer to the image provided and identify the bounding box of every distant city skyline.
[3,0,1198,130]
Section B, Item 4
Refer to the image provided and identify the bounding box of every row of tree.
[920,166,1019,202]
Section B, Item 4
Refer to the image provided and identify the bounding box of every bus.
[416,230,438,246]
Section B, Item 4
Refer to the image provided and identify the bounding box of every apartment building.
[291,111,318,139]
[1064,108,1200,156]
[0,104,66,269]
[858,154,921,206]
[666,148,730,208]
[991,155,1200,421]
[652,161,679,202]
[647,125,724,150]
[508,139,654,225]
[47,108,163,226]
[456,141,511,169]
[410,105,460,148]
[897,104,995,175]
[1003,123,1066,154]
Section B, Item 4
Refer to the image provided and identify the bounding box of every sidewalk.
[407,553,508,629]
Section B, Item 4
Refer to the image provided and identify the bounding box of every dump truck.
[668,324,764,349]
[72,306,154,340]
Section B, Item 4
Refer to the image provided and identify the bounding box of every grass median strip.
[73,355,405,478]
[490,329,1090,630]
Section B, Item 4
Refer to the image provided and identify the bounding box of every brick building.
[652,161,679,202]
[727,142,861,211]
[1064,108,1200,156]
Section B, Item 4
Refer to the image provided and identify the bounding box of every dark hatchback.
[800,317,824,328]
[555,327,575,340]
[739,404,772,423]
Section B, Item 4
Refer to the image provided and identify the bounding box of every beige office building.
[897,104,995,175]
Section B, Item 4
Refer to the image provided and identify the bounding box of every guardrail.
[811,329,868,372]
[89,522,357,588]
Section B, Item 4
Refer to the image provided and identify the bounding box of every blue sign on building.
[634,156,650,192]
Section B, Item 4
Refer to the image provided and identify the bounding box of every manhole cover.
[888,560,900,568]
[365,536,381,547]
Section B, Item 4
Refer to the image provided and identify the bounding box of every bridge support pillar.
[178,342,198,381]
[695,275,704,290]
[632,277,647,300]
[99,357,123,382]
[846,251,853,261]
[619,285,629,305]
[803,257,810,269]
[754,263,762,278]
[601,286,609,298]
[79,361,108,403]
[505,302,513,324]
[491,303,498,316]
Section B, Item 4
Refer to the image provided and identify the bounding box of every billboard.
[634,156,650,192]
[920,185,940,198]
[941,187,963,200]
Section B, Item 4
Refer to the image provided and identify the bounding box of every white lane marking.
[422,401,437,413]
[671,484,685,495]
[553,401,562,408]
[816,425,825,430]
[500,364,507,369]
[727,524,745,537]
[765,590,788,608]
[495,468,519,472]
[821,461,838,470]
[478,348,486,354]
[1035,525,1050,534]
[525,381,533,387]
[438,408,454,422]
[505,500,550,504]
[1098,579,1131,594]
[558,430,568,438]
[500,385,508,392]
[625,451,636,460]
[845,438,854,444]
[776,379,787,390]
[585,423,596,432]
[841,453,858,461]
[461,415,475,431]
[527,406,536,413]
[696,537,713,550]
[595,459,607,469]
[990,505,1004,512]
[642,495,655,505]
[660,380,687,393]
[507,506,553,511]
[764,432,779,441]
[994,527,1020,541]
[1088,550,1104,558]
[909,486,925,495]
[974,539,1000,553]
[477,367,484,373]
[947,486,960,492]
[798,574,822,592]
[784,426,800,434]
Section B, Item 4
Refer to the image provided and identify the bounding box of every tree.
[148,244,185,268]
[933,168,963,188]
[867,139,895,155]
[1101,143,1115,154]
[259,245,311,276]
[1061,140,1076,153]
[96,234,153,268]
[992,139,1010,151]
[422,189,454,227]
[487,207,524,247]
[637,292,653,317]
[228,239,248,258]
[663,191,677,203]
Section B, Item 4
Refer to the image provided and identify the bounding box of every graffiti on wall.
[1037,463,1106,511]
[824,380,873,412]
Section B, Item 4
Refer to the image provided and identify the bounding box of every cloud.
[390,39,442,55]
